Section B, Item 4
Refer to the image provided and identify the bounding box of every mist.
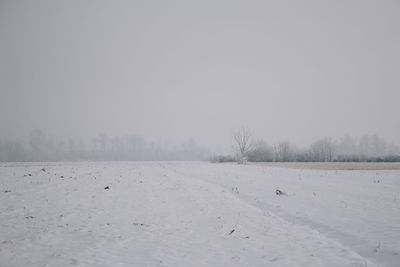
[1,0,399,154]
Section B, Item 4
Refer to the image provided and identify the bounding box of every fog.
[1,0,399,154]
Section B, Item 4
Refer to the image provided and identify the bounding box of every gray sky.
[1,0,399,150]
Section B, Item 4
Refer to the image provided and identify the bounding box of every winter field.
[0,162,399,267]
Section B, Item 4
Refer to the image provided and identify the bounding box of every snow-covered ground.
[0,162,399,267]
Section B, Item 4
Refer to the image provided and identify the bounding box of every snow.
[1,161,399,266]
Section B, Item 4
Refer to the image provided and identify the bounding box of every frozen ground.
[0,162,399,267]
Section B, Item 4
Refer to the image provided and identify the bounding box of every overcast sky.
[0,0,399,150]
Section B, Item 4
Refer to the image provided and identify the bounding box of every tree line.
[2,129,399,163]
[0,129,208,162]
[211,129,400,163]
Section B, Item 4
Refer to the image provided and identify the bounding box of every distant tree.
[210,154,235,163]
[273,141,293,162]
[309,137,334,162]
[359,134,387,158]
[56,140,67,161]
[68,138,76,160]
[248,140,273,162]
[0,140,4,162]
[4,139,26,162]
[29,129,46,161]
[336,134,358,156]
[181,138,198,160]
[98,133,108,153]
[44,136,57,161]
[233,128,252,164]
[77,139,86,159]
[387,143,400,156]
[110,136,120,152]
[109,136,121,160]
[127,134,146,159]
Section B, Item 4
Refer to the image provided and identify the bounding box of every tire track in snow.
[160,163,376,267]
[170,163,400,267]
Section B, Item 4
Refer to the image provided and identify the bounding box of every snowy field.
[0,162,399,267]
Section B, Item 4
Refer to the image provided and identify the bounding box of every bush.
[210,154,235,163]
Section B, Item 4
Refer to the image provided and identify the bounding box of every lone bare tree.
[233,128,252,164]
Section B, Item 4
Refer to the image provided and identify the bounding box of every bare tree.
[359,134,387,158]
[248,139,274,162]
[98,133,108,153]
[233,128,252,164]
[29,129,46,161]
[309,137,334,162]
[273,141,293,162]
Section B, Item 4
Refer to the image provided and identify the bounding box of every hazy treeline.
[0,129,209,162]
[212,134,400,163]
[2,130,399,163]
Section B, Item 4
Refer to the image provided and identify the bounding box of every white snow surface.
[0,161,399,267]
